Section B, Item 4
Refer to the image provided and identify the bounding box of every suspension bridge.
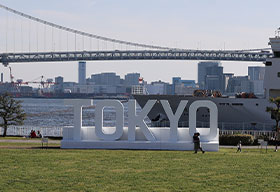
[0,4,273,66]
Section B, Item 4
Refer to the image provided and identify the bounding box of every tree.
[266,97,280,151]
[0,93,26,137]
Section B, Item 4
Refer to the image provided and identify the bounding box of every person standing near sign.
[193,132,205,153]
[236,140,242,153]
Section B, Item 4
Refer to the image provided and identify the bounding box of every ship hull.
[133,95,274,130]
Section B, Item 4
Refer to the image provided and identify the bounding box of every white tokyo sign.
[61,99,219,151]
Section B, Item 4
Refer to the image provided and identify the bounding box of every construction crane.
[28,75,56,89]
[7,66,55,90]
[9,66,14,83]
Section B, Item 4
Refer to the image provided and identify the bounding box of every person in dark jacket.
[236,140,242,153]
[193,132,205,153]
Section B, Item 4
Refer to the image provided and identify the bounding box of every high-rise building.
[91,73,120,86]
[54,76,64,93]
[227,76,253,93]
[146,81,172,95]
[205,75,221,91]
[248,66,265,80]
[248,66,265,96]
[172,77,196,95]
[204,64,224,92]
[101,73,120,86]
[223,73,234,92]
[89,72,124,94]
[181,80,196,87]
[124,73,140,86]
[172,77,181,94]
[78,61,86,85]
[172,77,181,84]
[197,61,220,89]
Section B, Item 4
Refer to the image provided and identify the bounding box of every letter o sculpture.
[189,100,218,140]
[95,100,124,141]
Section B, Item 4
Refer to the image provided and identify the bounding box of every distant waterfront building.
[124,73,140,94]
[55,76,63,84]
[198,61,220,89]
[223,73,234,92]
[174,84,198,95]
[172,77,181,94]
[74,84,94,94]
[205,65,224,92]
[226,76,253,94]
[181,80,196,87]
[172,77,182,85]
[248,66,265,81]
[101,73,121,86]
[132,85,146,95]
[146,81,172,95]
[78,61,86,85]
[0,83,32,94]
[172,77,196,95]
[63,82,76,93]
[248,66,265,96]
[91,72,120,86]
[18,86,33,93]
[124,73,140,86]
[88,72,125,94]
[54,76,64,93]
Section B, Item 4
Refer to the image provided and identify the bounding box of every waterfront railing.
[0,126,63,137]
[0,121,276,138]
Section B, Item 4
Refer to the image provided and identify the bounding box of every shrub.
[253,135,270,145]
[268,140,280,146]
[219,134,254,145]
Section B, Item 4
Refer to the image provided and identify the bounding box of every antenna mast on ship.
[275,27,280,38]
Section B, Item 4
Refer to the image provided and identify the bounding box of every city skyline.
[0,0,277,83]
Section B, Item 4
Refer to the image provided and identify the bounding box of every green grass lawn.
[0,146,279,192]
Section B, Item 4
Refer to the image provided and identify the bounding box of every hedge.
[219,134,254,145]
[268,140,280,146]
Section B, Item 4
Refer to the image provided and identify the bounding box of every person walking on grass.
[193,132,205,154]
[236,140,242,153]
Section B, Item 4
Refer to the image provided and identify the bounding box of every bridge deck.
[0,50,272,66]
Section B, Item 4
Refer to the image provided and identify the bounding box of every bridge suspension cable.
[0,3,272,56]
[0,3,271,53]
[0,3,175,50]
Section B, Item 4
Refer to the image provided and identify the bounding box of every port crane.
[5,66,56,91]
[26,75,56,89]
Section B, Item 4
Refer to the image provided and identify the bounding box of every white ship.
[133,35,280,130]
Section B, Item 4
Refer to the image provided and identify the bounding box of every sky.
[0,0,279,84]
